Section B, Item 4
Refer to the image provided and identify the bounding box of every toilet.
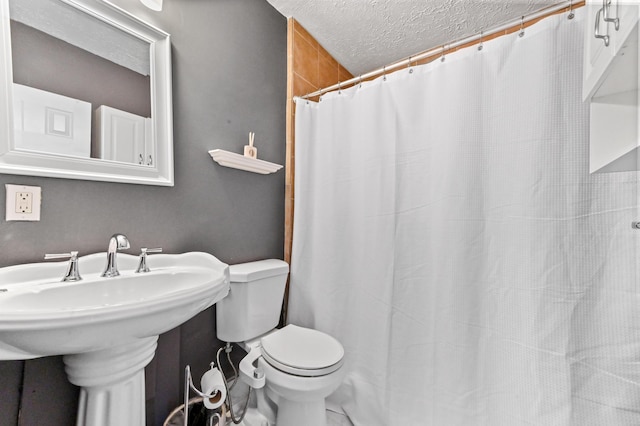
[216,259,345,426]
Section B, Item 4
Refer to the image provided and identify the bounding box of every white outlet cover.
[5,184,41,221]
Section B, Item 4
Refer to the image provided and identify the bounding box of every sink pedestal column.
[63,336,158,426]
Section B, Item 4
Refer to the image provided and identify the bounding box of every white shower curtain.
[291,9,640,426]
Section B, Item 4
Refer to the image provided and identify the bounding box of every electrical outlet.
[15,192,33,213]
[5,184,41,221]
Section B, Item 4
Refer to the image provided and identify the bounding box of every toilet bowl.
[243,325,345,426]
[216,260,345,426]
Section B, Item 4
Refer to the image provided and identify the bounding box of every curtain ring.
[440,45,446,62]
[338,81,342,94]
[519,16,525,37]
[408,56,414,73]
[567,0,575,19]
[358,75,362,88]
[478,31,484,51]
[383,66,387,81]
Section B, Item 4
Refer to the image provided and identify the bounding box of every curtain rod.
[301,0,580,100]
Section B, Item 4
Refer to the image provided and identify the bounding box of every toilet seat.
[260,324,344,377]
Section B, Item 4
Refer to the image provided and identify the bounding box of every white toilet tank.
[216,259,289,343]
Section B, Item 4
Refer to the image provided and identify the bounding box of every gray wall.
[0,0,287,424]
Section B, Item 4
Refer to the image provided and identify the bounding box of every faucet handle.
[136,247,163,273]
[142,247,163,254]
[44,251,82,282]
[44,251,77,260]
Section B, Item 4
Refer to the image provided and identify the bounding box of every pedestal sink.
[0,251,229,426]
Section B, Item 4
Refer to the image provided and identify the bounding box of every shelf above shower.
[583,1,640,173]
[208,149,283,174]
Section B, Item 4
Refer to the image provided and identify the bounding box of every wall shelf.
[208,149,283,174]
[583,2,640,173]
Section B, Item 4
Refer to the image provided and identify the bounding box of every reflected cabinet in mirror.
[0,0,173,185]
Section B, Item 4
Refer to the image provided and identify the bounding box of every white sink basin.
[0,251,229,426]
[0,251,229,359]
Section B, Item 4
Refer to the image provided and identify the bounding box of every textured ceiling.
[266,0,560,76]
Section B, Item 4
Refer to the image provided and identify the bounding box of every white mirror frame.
[0,0,174,186]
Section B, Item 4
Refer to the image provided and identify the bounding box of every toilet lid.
[260,324,344,377]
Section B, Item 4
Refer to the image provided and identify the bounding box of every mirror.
[0,0,173,185]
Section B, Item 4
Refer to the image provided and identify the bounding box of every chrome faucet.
[135,247,163,273]
[101,234,130,277]
[44,251,82,282]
